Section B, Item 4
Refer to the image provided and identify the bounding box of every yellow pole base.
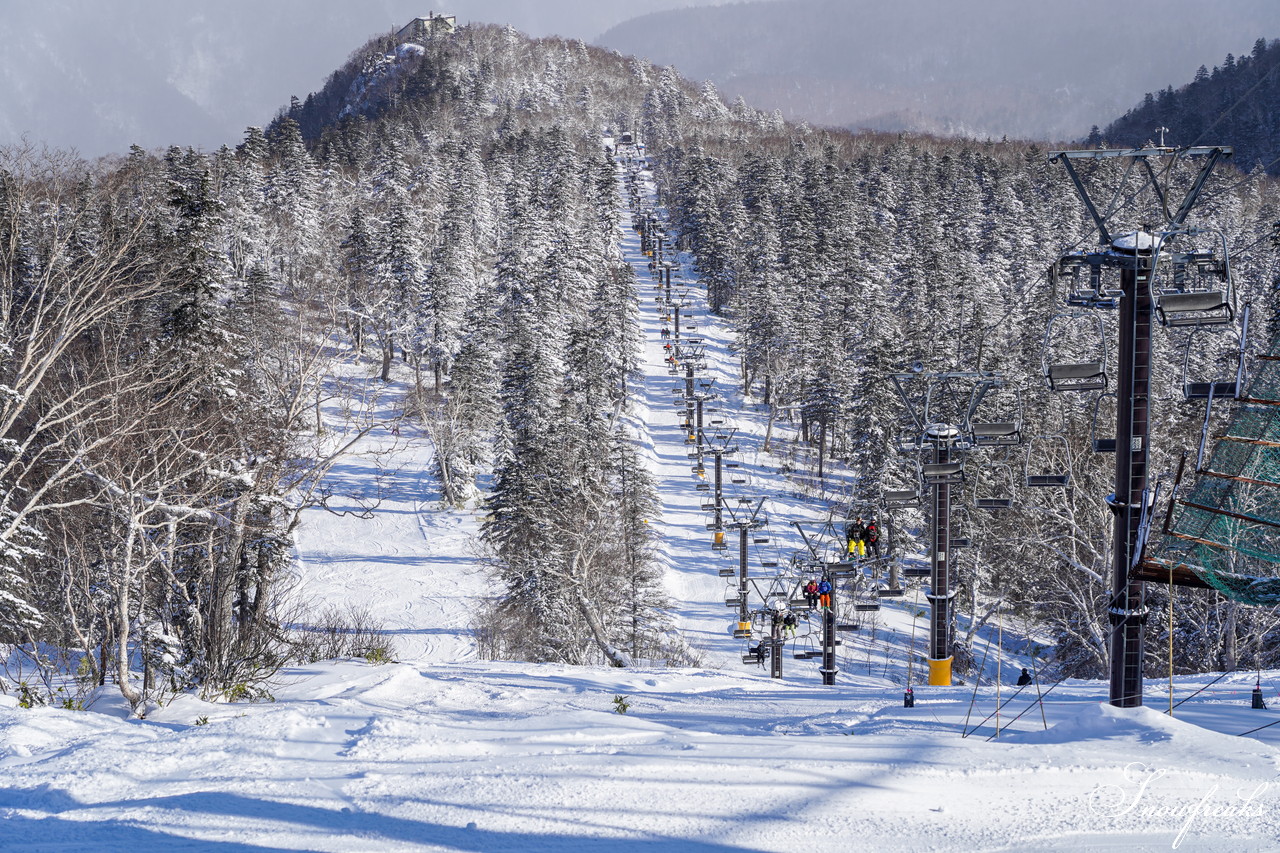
[927,657,953,686]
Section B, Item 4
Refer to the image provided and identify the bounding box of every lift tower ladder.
[1048,144,1232,709]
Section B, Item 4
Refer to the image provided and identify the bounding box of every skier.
[804,578,820,609]
[817,577,833,610]
[1017,668,1033,686]
[661,326,670,340]
[783,612,798,638]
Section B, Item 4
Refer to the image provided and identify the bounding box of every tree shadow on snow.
[7,788,761,851]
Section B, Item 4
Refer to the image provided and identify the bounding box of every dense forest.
[1099,38,1280,174]
[3,22,1280,712]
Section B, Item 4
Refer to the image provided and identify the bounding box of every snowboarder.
[1017,668,1033,686]
[817,577,833,609]
[804,578,820,609]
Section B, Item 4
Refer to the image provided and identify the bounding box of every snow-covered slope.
[1,149,1279,852]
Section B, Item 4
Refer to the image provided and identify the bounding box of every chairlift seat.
[1026,473,1071,488]
[836,623,861,632]
[742,653,761,664]
[853,602,881,612]
[949,537,971,549]
[1184,380,1239,400]
[1047,362,1106,391]
[1092,438,1117,453]
[753,536,770,544]
[972,422,1020,446]
[903,566,931,578]
[1156,290,1232,327]
[877,588,906,598]
[718,568,736,577]
[922,461,964,485]
[725,596,743,607]
[734,629,752,639]
[695,483,710,491]
[976,498,1013,510]
[882,489,920,509]
[760,560,779,568]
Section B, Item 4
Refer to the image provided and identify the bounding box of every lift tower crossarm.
[1170,147,1230,230]
[1056,157,1112,246]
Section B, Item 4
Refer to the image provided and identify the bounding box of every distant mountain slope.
[1099,38,1280,173]
[0,0,733,158]
[596,0,1280,142]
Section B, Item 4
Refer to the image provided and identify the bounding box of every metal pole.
[696,398,705,456]
[1109,255,1151,707]
[820,597,837,685]
[927,441,953,686]
[770,614,783,679]
[714,452,723,531]
[739,527,750,625]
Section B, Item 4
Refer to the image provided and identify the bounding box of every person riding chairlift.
[804,578,820,609]
[864,518,881,559]
[846,517,868,558]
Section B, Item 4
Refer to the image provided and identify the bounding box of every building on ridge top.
[396,12,456,41]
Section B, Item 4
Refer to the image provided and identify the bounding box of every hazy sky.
[0,0,730,158]
[3,1,1277,158]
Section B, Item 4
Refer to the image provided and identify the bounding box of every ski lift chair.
[1180,313,1249,400]
[966,384,1023,447]
[975,462,1015,510]
[1090,392,1117,453]
[921,460,964,485]
[1152,235,1234,328]
[882,487,921,509]
[1043,310,1108,391]
[1024,433,1072,487]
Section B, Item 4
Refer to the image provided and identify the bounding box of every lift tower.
[890,369,1018,686]
[1048,144,1232,708]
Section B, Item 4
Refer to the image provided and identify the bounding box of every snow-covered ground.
[2,153,1279,852]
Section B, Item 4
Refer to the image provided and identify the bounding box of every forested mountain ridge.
[597,0,1280,144]
[3,21,1280,717]
[1097,37,1280,174]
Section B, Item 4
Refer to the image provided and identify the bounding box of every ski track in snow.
[1,148,1279,851]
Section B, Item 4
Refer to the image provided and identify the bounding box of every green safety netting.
[1145,343,1280,605]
